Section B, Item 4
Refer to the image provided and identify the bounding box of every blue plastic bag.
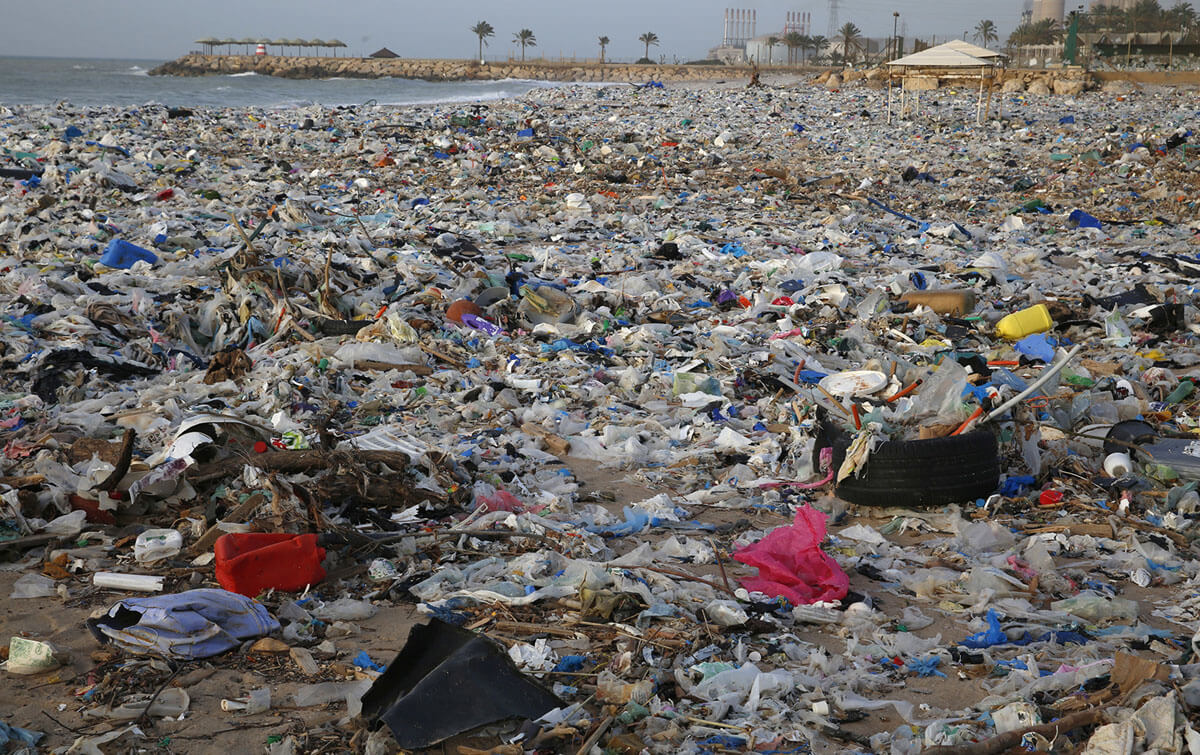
[100,238,157,269]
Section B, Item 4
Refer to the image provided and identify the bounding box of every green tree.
[783,31,805,64]
[765,35,780,64]
[1009,18,1062,45]
[513,28,536,62]
[470,21,494,62]
[638,31,659,61]
[837,22,864,64]
[1167,1,1197,31]
[1090,3,1125,31]
[598,35,610,64]
[1124,0,1162,31]
[974,19,999,47]
[807,35,828,62]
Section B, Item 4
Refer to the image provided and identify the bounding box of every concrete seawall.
[149,54,761,83]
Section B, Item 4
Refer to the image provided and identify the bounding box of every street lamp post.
[892,12,900,59]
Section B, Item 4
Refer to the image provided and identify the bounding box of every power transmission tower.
[826,0,840,38]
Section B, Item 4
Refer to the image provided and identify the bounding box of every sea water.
[0,56,563,108]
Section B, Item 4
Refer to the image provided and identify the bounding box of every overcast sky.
[0,0,1027,62]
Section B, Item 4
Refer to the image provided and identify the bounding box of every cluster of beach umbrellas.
[194,38,348,56]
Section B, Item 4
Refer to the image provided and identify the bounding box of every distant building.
[1032,0,1065,24]
[707,44,746,63]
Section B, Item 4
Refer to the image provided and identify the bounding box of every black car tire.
[828,430,1000,508]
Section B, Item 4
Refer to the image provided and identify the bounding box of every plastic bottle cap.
[1038,490,1064,506]
[253,441,269,453]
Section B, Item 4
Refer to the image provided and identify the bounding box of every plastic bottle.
[1134,438,1200,480]
[995,303,1053,340]
[1165,380,1195,404]
[596,670,653,704]
[672,372,721,396]
[133,528,183,563]
[214,533,326,597]
[898,290,976,315]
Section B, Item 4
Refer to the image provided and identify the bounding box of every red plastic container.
[214,533,326,597]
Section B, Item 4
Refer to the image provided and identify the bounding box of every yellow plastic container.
[996,303,1053,340]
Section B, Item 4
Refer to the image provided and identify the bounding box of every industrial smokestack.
[751,9,756,39]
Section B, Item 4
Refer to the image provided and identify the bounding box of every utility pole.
[892,11,900,58]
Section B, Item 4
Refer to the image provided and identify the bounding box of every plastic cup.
[1103,452,1132,477]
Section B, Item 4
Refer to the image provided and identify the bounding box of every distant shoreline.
[149,54,791,83]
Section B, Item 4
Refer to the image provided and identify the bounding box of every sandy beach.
[3,75,1200,753]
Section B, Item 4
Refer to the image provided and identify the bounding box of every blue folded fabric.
[88,588,280,660]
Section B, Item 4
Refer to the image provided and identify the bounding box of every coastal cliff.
[149,54,756,83]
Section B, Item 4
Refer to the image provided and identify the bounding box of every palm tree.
[765,35,780,65]
[1124,0,1161,32]
[1032,18,1063,43]
[513,29,536,62]
[1010,18,1063,45]
[1167,1,1197,31]
[783,31,805,64]
[598,35,610,64]
[1090,3,1124,31]
[638,31,659,61]
[837,22,864,64]
[471,21,495,62]
[808,35,828,62]
[974,19,999,47]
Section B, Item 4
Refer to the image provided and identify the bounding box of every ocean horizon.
[0,56,565,108]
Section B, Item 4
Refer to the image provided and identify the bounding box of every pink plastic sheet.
[732,505,849,605]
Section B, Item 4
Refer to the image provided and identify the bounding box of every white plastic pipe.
[980,344,1084,425]
[93,572,165,592]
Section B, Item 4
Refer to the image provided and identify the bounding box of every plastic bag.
[11,573,57,599]
[732,506,849,605]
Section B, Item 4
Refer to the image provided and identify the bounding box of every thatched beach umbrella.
[271,38,290,56]
[310,39,328,57]
[286,38,306,57]
[237,37,257,55]
[217,38,238,55]
[327,39,347,58]
[194,37,219,55]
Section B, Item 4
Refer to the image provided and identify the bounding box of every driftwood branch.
[187,449,414,484]
[94,428,136,492]
[922,707,1109,755]
[0,474,46,488]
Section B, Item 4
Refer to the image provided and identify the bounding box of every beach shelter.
[285,38,306,57]
[885,41,1002,124]
[271,38,290,56]
[195,37,219,55]
[217,38,238,55]
[310,39,328,57]
[940,39,1007,62]
[370,47,400,58]
[327,39,347,58]
[237,37,257,55]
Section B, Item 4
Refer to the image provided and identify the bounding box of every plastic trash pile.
[2,77,1200,753]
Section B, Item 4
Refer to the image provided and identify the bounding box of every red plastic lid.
[1038,490,1064,506]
